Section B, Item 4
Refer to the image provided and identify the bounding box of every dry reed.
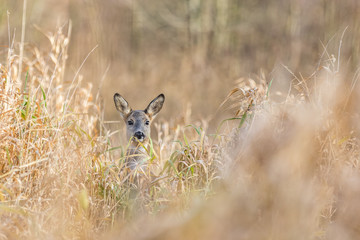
[0,9,360,240]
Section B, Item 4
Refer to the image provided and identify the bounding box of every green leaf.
[105,146,123,153]
[77,189,89,211]
[216,117,243,135]
[183,132,189,146]
[185,124,201,136]
[40,85,47,108]
[266,78,274,98]
[23,71,29,93]
[238,111,248,128]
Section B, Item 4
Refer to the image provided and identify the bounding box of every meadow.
[1,0,360,239]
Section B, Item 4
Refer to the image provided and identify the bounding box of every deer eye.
[128,120,134,125]
[145,120,150,125]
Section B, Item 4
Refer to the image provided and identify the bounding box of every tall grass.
[1,4,360,240]
[1,25,360,239]
[0,26,104,238]
[106,39,360,240]
[0,26,222,239]
[2,0,360,121]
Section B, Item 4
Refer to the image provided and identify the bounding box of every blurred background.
[0,0,359,125]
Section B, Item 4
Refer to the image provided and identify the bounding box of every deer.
[113,93,165,171]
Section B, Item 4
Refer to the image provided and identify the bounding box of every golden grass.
[1,23,360,240]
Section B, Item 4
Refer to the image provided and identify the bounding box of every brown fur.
[114,93,165,169]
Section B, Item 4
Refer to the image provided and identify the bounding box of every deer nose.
[134,131,145,139]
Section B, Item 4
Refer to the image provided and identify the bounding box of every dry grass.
[3,0,360,122]
[1,4,360,240]
[0,26,222,239]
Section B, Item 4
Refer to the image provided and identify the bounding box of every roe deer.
[113,93,165,170]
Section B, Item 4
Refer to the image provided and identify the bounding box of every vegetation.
[1,0,360,239]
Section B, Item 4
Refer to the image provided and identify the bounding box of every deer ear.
[145,94,165,119]
[114,93,132,119]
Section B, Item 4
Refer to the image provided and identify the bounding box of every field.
[1,0,360,239]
